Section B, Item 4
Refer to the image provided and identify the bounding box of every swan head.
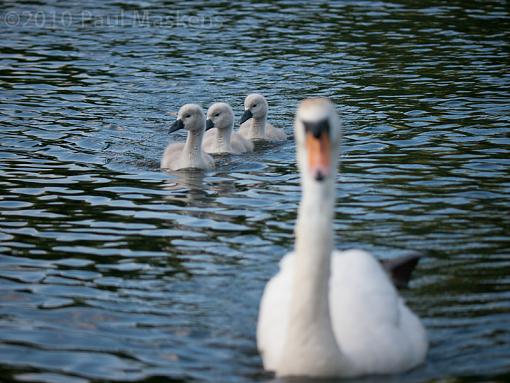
[206,102,234,131]
[239,93,268,124]
[295,98,341,183]
[169,104,205,134]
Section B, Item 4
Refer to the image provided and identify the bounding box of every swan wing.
[202,129,217,153]
[257,253,293,372]
[265,123,287,141]
[330,249,427,374]
[238,121,251,140]
[161,143,185,169]
[232,132,254,152]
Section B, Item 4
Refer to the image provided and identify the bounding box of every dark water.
[1,0,509,382]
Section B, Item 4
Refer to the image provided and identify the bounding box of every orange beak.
[306,132,330,181]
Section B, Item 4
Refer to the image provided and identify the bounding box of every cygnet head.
[294,98,341,183]
[206,102,234,131]
[239,93,268,124]
[169,104,206,134]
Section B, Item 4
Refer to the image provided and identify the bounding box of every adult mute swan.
[239,94,286,141]
[257,98,427,378]
[203,102,254,154]
[161,104,214,171]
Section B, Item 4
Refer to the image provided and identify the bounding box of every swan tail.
[380,253,422,289]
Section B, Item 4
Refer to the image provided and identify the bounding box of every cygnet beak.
[239,109,253,125]
[169,119,185,134]
[206,119,215,131]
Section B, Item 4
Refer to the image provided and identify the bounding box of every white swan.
[239,94,286,141]
[257,98,427,378]
[161,104,214,171]
[203,102,254,154]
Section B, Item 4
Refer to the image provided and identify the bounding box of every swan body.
[257,98,427,378]
[203,102,254,154]
[238,94,286,141]
[161,104,214,171]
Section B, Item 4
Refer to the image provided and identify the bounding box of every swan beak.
[206,119,215,131]
[169,119,184,134]
[239,109,253,125]
[304,119,331,182]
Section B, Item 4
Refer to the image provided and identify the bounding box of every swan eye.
[214,113,220,117]
[252,104,257,108]
[184,114,191,118]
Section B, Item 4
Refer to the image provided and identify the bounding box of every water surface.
[1,1,509,382]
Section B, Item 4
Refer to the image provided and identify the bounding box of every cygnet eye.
[252,104,257,108]
[184,114,191,119]
[214,113,220,117]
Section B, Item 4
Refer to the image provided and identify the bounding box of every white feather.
[256,98,427,378]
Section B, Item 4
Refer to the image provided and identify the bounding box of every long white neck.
[215,126,232,152]
[295,176,335,309]
[279,172,345,376]
[183,129,205,165]
[249,116,266,138]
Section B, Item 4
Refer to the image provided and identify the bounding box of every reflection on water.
[1,0,509,382]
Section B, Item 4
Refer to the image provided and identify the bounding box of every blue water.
[1,1,509,382]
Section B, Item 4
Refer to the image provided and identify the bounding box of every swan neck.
[215,126,232,151]
[280,175,341,374]
[294,177,335,304]
[250,116,266,137]
[184,130,204,162]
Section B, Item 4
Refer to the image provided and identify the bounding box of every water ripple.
[1,0,509,382]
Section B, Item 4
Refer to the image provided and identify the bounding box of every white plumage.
[238,94,286,142]
[258,250,427,377]
[257,98,427,378]
[203,102,254,154]
[161,104,214,171]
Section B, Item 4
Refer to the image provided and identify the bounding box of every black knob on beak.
[303,118,330,139]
